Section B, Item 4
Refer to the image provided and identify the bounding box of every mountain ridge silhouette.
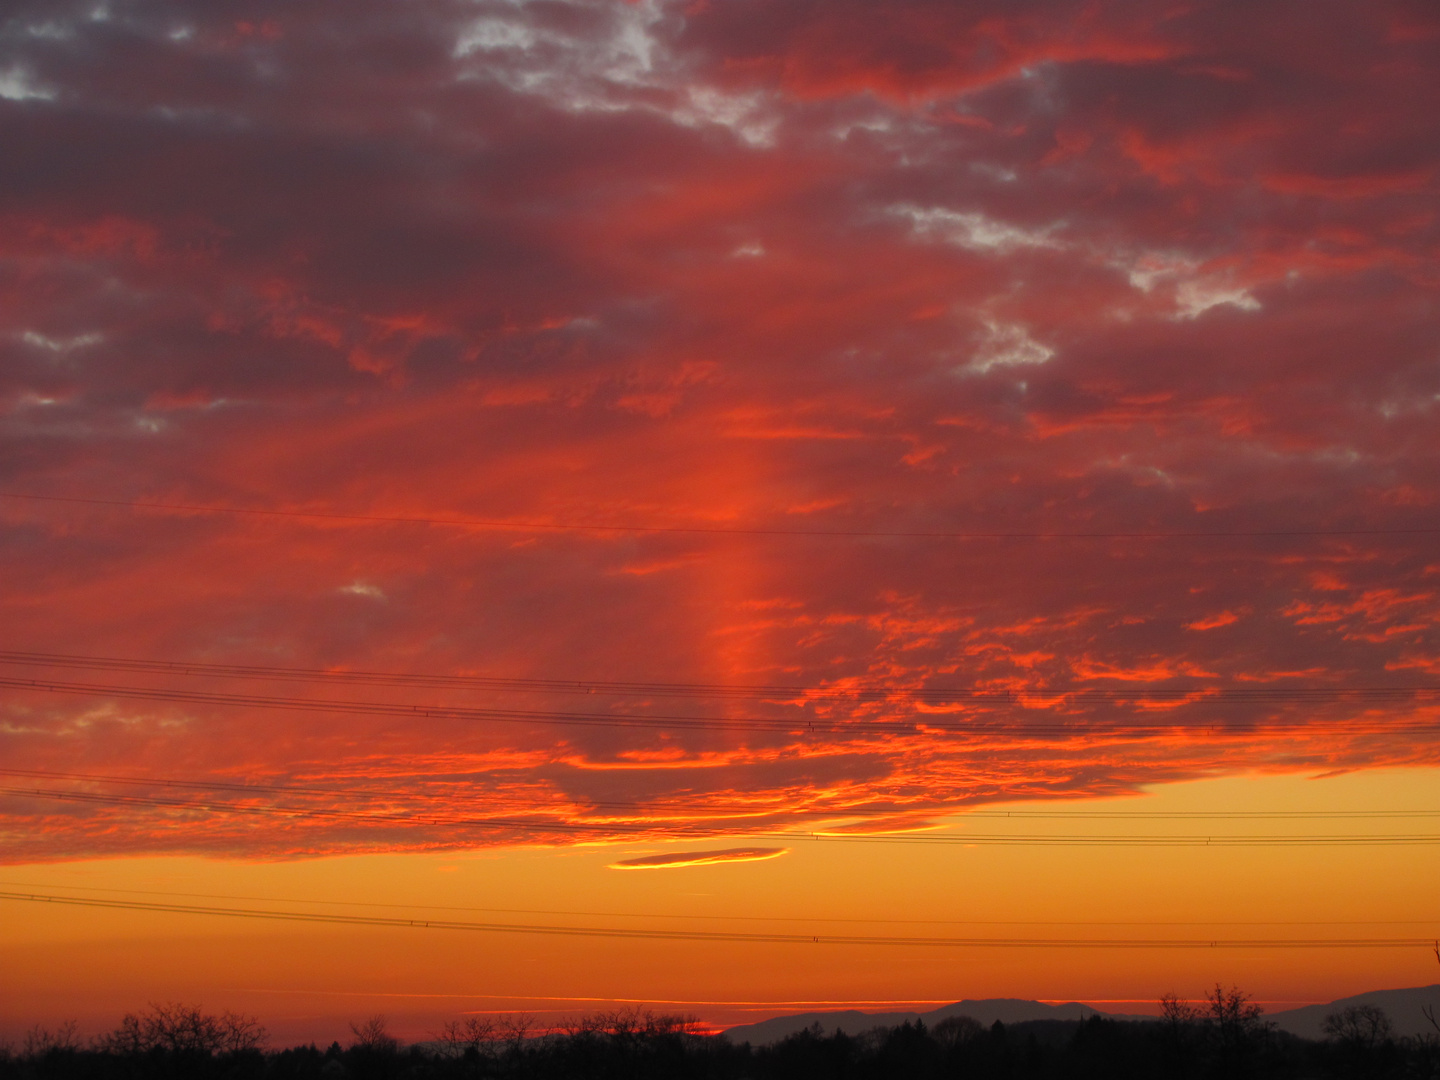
[722,984,1440,1044]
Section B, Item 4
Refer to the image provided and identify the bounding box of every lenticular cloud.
[610,849,791,870]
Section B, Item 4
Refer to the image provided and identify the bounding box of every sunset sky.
[3,0,1440,1046]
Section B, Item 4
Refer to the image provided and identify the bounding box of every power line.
[0,766,808,817]
[10,785,1440,845]
[2,890,1434,948]
[0,785,646,836]
[3,491,1436,541]
[4,674,1437,737]
[4,879,1431,927]
[6,767,1440,821]
[3,650,1437,705]
[0,767,917,820]
[799,831,1440,847]
[0,673,913,734]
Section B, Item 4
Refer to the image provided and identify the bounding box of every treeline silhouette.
[5,988,1439,1080]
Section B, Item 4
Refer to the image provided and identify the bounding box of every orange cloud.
[607,847,790,870]
[0,0,1438,870]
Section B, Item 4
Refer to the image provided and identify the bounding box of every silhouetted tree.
[436,1015,500,1072]
[1423,943,1440,1042]
[759,1023,858,1080]
[21,1020,81,1059]
[1202,984,1273,1078]
[348,1016,397,1056]
[873,1020,940,1079]
[932,1014,984,1050]
[1323,1004,1401,1080]
[1160,990,1203,1073]
[95,1002,265,1055]
[345,1015,404,1080]
[493,1012,529,1051]
[1324,1005,1392,1049]
[22,998,1440,1080]
[1069,1014,1153,1080]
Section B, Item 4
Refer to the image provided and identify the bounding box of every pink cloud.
[0,0,1438,862]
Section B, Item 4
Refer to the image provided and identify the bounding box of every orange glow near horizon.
[5,769,1440,1043]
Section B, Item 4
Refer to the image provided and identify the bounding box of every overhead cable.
[2,890,1435,948]
[4,879,1433,927]
[3,491,1436,541]
[9,786,1440,845]
[1,650,1436,704]
[3,674,1437,737]
[6,766,1439,820]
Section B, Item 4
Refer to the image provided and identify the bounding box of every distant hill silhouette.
[724,986,1440,1044]
[1267,984,1440,1040]
[724,998,1145,1044]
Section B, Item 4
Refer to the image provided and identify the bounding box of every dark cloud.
[1,0,1438,861]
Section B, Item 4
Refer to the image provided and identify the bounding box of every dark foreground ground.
[6,1008,1440,1080]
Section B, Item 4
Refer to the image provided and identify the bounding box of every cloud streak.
[608,847,790,870]
[0,0,1437,862]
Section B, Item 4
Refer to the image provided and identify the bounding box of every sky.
[2,0,1440,1045]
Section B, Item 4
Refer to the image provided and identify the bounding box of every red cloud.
[1,0,1438,862]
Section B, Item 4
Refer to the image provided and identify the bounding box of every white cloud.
[833,115,894,140]
[454,0,660,92]
[1125,252,1192,293]
[452,1,776,144]
[894,205,1060,253]
[1119,252,1261,318]
[340,582,386,600]
[674,87,776,147]
[24,22,74,40]
[968,319,1054,373]
[454,17,538,57]
[970,161,1018,183]
[0,68,55,102]
[1174,279,1261,319]
[22,331,103,351]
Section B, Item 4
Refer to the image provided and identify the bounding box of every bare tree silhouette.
[348,1015,399,1055]
[435,1016,499,1061]
[1324,1005,1393,1048]
[21,1020,81,1059]
[95,1003,265,1056]
[931,1015,985,1051]
[1423,941,1440,1038]
[498,1012,533,1054]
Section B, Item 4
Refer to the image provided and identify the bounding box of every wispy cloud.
[1,0,1438,863]
[609,848,790,870]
